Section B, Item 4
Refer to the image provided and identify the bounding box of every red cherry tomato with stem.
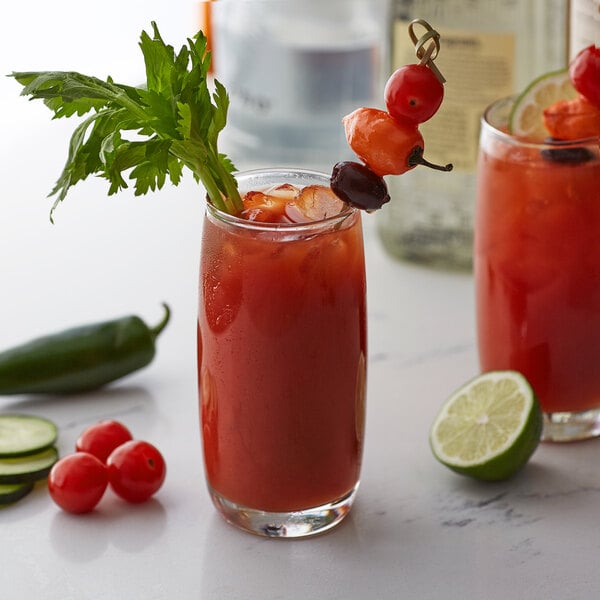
[569,45,600,109]
[107,440,166,503]
[76,420,133,463]
[385,63,444,124]
[48,452,108,514]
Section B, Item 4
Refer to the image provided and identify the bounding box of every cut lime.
[430,371,542,481]
[509,69,578,140]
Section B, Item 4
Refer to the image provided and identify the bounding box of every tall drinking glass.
[475,97,600,442]
[197,169,367,537]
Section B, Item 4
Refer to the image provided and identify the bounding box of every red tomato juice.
[198,198,366,512]
[475,132,600,414]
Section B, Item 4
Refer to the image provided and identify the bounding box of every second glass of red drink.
[475,97,600,442]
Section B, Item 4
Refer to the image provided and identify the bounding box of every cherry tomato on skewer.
[569,45,600,110]
[384,63,444,124]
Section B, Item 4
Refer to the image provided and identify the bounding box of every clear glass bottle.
[569,0,600,59]
[378,0,568,270]
[207,0,391,172]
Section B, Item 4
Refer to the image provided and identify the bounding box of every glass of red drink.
[198,168,367,537]
[475,97,600,442]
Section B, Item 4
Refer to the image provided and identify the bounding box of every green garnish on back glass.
[9,22,242,221]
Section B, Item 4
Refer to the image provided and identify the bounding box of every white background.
[1,2,599,599]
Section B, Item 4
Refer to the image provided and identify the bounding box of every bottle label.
[392,20,516,171]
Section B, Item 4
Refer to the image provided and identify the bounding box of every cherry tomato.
[107,440,166,503]
[48,452,108,514]
[569,45,600,109]
[342,107,424,176]
[384,64,444,124]
[76,420,133,463]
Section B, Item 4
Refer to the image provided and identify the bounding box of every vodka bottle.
[378,0,568,270]
[569,0,600,59]
[207,0,391,172]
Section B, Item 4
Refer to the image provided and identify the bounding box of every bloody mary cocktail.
[475,97,600,442]
[198,169,366,537]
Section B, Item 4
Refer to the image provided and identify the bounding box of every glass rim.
[482,95,600,149]
[205,167,358,233]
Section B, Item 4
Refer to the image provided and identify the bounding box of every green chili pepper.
[0,304,171,395]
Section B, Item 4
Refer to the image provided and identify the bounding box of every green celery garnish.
[9,22,242,221]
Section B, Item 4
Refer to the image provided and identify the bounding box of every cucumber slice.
[0,414,58,457]
[0,481,34,505]
[0,447,58,483]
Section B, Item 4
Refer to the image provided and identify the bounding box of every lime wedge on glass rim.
[430,371,542,481]
[508,69,578,140]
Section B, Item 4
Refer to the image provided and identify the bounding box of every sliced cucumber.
[0,481,35,505]
[0,446,58,484]
[0,414,58,457]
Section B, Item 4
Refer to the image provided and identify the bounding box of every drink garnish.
[508,69,578,140]
[330,161,390,211]
[11,19,453,221]
[331,19,453,212]
[510,45,600,142]
[569,45,600,110]
[10,22,242,220]
[543,95,600,141]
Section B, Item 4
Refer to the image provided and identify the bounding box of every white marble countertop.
[2,3,600,599]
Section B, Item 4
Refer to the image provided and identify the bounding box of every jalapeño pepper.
[0,304,170,395]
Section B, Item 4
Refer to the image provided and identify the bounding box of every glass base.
[542,408,600,442]
[208,484,358,538]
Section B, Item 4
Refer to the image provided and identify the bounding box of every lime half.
[430,371,542,481]
[509,69,578,140]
